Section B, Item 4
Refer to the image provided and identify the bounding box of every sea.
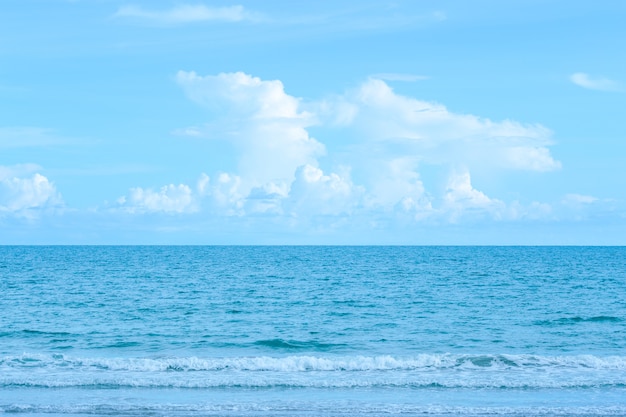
[1,246,625,417]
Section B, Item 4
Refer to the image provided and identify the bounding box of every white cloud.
[176,71,325,190]
[114,4,260,24]
[333,78,560,172]
[503,146,561,172]
[570,73,623,92]
[442,170,505,222]
[287,164,362,216]
[0,165,62,216]
[176,71,303,119]
[209,173,245,214]
[166,72,565,227]
[120,184,196,214]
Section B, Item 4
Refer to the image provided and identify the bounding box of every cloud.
[442,170,505,222]
[118,184,196,214]
[333,78,560,172]
[503,146,561,172]
[0,165,63,216]
[117,173,247,216]
[176,71,325,190]
[570,73,623,92]
[207,172,246,215]
[287,165,362,217]
[114,4,261,25]
[164,72,566,227]
[176,71,304,119]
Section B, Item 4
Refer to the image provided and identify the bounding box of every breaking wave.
[1,353,625,390]
[2,353,625,372]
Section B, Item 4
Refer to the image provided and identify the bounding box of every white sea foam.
[1,353,626,390]
[3,353,626,372]
[3,403,626,416]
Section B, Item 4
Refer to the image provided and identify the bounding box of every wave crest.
[2,353,626,372]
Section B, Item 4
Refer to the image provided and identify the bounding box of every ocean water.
[1,246,625,417]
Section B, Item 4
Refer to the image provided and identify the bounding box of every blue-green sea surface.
[1,246,625,416]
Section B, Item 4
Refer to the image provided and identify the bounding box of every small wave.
[534,316,623,326]
[101,341,143,349]
[253,338,346,351]
[4,329,75,339]
[22,329,73,336]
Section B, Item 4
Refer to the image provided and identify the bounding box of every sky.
[1,0,625,244]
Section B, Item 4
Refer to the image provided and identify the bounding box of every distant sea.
[1,246,625,416]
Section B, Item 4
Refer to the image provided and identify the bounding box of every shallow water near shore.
[1,246,625,416]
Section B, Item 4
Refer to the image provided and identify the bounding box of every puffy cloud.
[168,72,565,227]
[310,78,560,221]
[176,71,325,189]
[570,73,623,92]
[442,170,505,222]
[176,71,303,119]
[502,146,561,172]
[117,173,249,216]
[336,78,560,172]
[119,184,196,214]
[114,4,260,24]
[287,164,362,216]
[209,173,246,215]
[0,165,62,216]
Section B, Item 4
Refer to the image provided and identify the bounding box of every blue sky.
[1,0,625,244]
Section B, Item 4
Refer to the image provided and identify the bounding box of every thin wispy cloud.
[114,4,262,25]
[570,72,623,92]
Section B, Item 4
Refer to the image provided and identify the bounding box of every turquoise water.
[1,246,625,416]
